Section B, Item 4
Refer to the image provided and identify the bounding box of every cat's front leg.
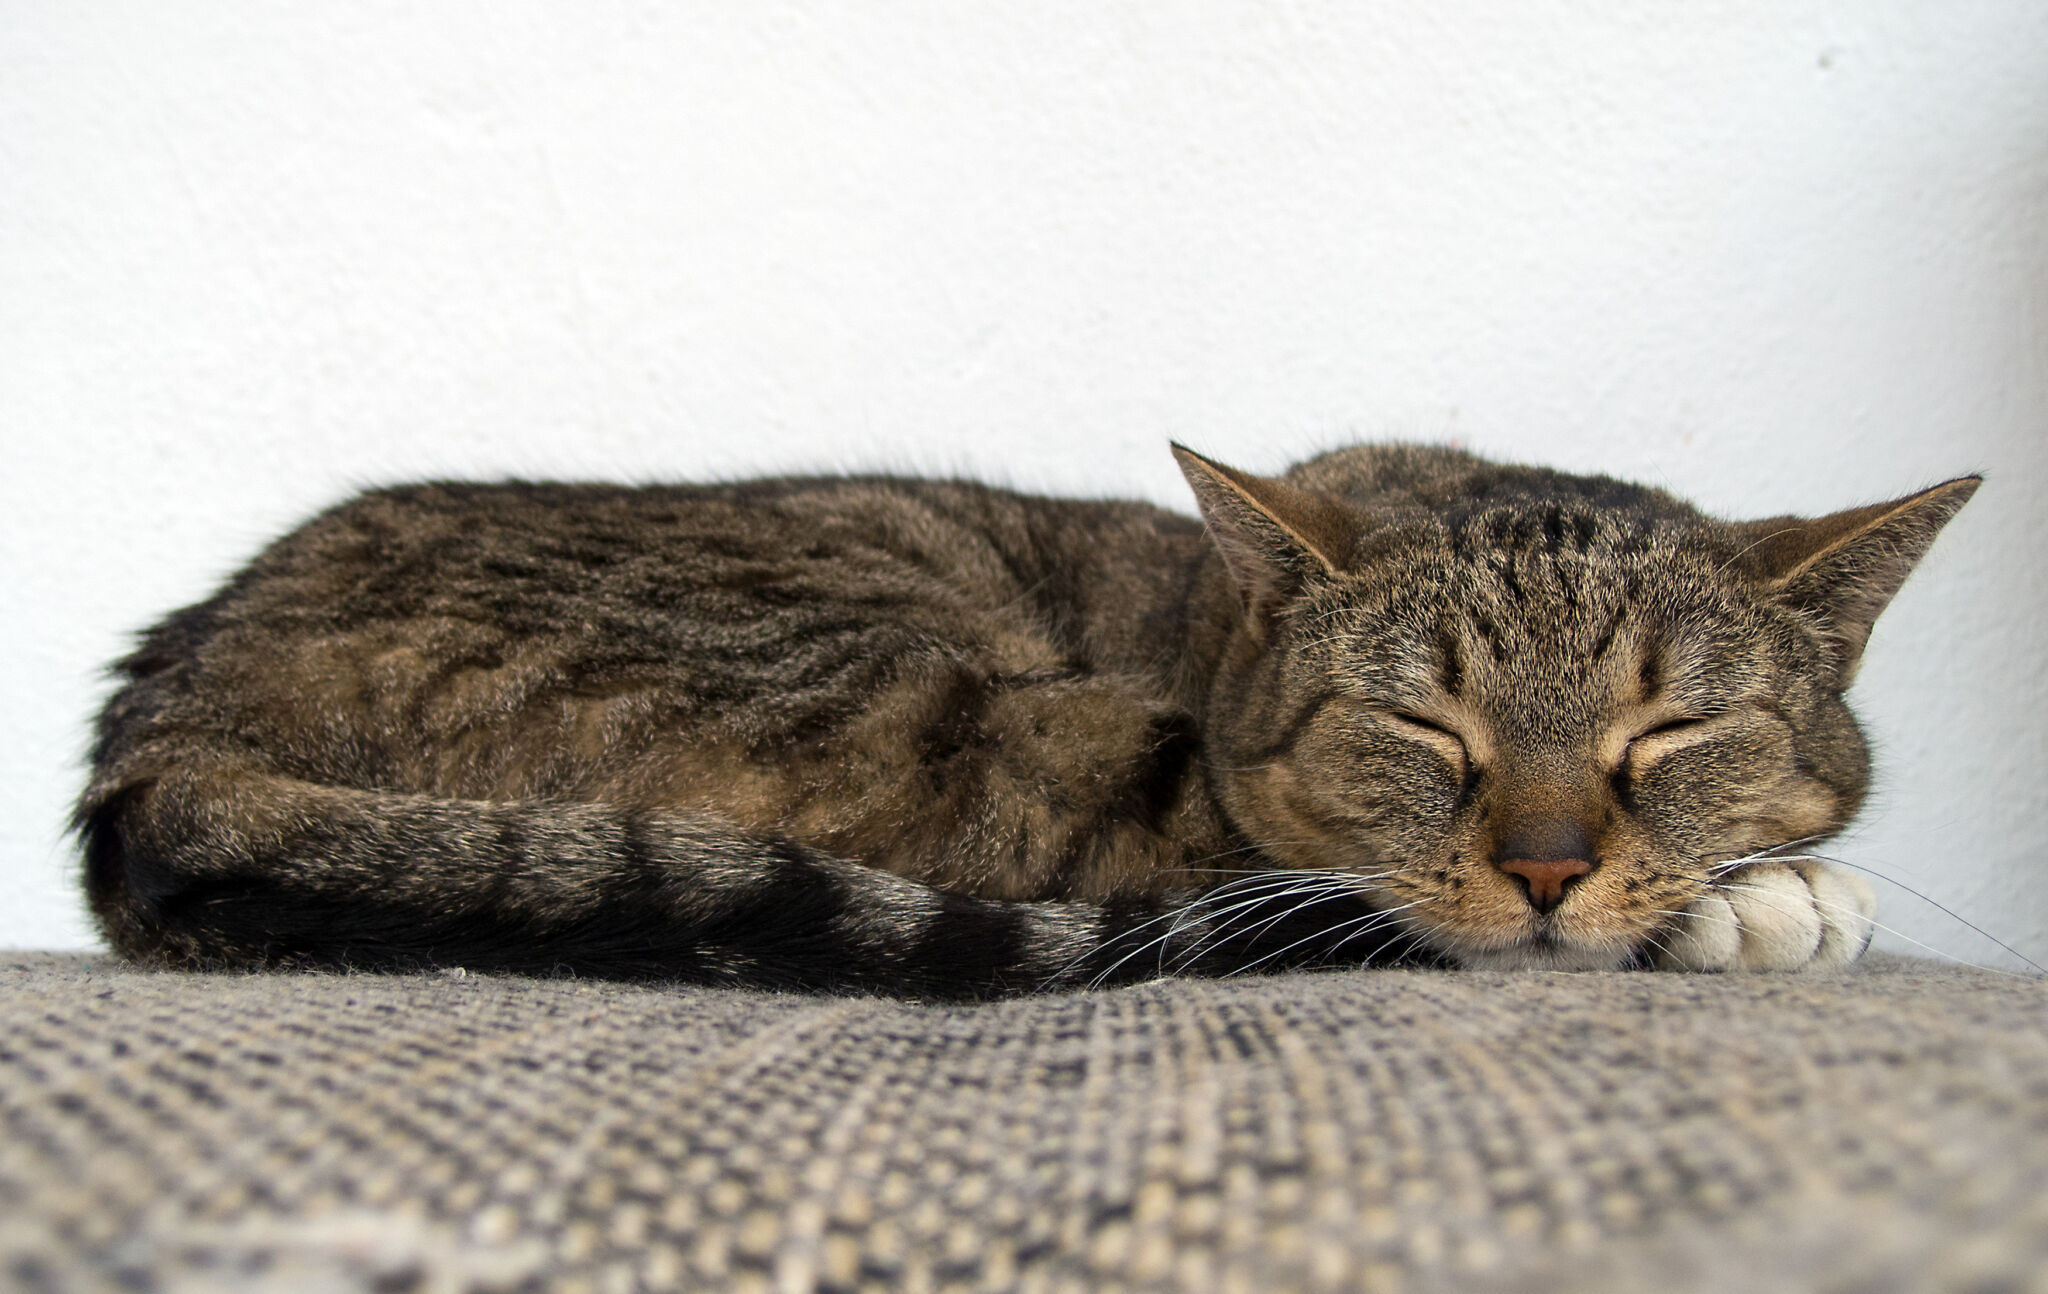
[1651,861,1875,971]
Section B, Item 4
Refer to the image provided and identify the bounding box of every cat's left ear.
[1737,475,1981,683]
[1172,444,1354,640]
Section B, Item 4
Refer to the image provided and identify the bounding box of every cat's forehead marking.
[1444,500,1620,561]
[1322,512,1765,746]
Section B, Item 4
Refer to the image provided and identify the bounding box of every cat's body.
[78,444,1977,995]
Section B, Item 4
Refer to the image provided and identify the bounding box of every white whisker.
[1164,879,1369,975]
[1226,902,1424,977]
[1069,871,1372,987]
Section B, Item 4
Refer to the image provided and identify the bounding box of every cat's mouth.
[1430,921,1643,972]
[1449,936,1637,971]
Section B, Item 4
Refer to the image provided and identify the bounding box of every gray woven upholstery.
[3,952,2044,1292]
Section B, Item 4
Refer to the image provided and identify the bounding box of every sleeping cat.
[76,443,1977,995]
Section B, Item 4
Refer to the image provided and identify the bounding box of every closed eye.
[1381,711,1472,776]
[1633,717,1708,742]
[1389,711,1460,741]
[1619,715,1718,771]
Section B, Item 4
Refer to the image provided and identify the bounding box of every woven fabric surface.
[2,952,2044,1294]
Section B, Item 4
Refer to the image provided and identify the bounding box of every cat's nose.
[1493,820,1596,913]
[1496,857,1593,913]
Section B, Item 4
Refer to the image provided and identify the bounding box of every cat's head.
[1175,443,1978,970]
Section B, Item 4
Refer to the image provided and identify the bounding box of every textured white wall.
[4,2,2043,966]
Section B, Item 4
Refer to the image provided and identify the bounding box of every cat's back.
[99,474,1214,801]
[88,472,1225,906]
[185,474,1201,643]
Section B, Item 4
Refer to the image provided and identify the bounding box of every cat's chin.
[1445,939,1637,972]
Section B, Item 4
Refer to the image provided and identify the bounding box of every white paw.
[1652,860,1875,971]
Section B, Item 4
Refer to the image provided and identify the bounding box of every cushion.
[3,952,2043,1292]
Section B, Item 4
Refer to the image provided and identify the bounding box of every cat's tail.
[77,760,1412,998]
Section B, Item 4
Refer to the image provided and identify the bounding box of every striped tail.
[77,761,1423,998]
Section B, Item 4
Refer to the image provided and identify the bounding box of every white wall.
[4,1,2043,967]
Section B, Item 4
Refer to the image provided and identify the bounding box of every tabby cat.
[77,444,1977,995]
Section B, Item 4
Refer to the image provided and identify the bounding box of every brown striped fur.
[76,444,1977,993]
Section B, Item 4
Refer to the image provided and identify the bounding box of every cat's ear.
[1172,444,1354,638]
[1736,475,1981,683]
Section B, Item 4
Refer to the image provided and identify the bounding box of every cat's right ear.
[1172,444,1353,640]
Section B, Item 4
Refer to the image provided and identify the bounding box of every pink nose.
[1497,857,1592,913]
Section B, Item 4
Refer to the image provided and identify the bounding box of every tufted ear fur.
[1735,476,1981,683]
[1172,444,1355,640]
